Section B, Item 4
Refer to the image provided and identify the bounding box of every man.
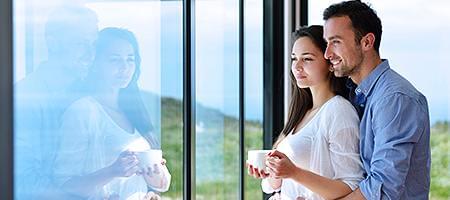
[14,5,98,199]
[322,1,430,199]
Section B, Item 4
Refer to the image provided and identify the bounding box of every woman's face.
[95,38,136,90]
[291,37,331,89]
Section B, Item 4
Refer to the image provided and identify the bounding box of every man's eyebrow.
[326,35,342,41]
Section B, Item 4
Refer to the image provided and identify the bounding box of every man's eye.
[109,58,122,64]
[291,57,298,61]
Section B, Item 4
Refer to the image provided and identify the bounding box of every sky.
[13,0,449,124]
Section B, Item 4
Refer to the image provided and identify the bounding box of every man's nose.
[82,44,95,64]
[324,45,332,60]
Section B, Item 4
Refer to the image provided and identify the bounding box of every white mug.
[247,150,271,169]
[136,149,163,169]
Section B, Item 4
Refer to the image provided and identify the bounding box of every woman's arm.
[61,150,140,198]
[291,166,352,199]
[54,100,140,198]
[266,150,352,200]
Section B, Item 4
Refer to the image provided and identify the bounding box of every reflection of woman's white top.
[262,95,364,200]
[53,97,164,200]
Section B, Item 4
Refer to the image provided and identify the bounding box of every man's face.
[323,16,363,77]
[58,21,98,79]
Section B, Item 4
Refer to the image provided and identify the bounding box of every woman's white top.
[262,95,364,200]
[53,97,170,200]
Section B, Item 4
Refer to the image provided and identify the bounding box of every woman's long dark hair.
[88,27,157,147]
[274,25,348,148]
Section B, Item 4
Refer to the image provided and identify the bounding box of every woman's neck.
[309,82,335,110]
[93,88,120,110]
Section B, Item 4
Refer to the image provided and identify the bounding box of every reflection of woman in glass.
[247,25,364,199]
[53,27,170,199]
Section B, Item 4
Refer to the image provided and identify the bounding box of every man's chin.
[333,70,346,77]
[77,68,90,80]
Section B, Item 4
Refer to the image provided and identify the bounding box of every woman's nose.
[292,62,303,72]
[118,59,131,70]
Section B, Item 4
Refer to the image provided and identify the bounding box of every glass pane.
[13,1,183,199]
[195,0,240,199]
[310,1,450,199]
[244,0,264,199]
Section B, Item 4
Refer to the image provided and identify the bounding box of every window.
[8,0,267,199]
[195,0,240,198]
[13,1,183,199]
[244,0,264,199]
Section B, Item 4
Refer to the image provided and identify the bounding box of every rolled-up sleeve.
[359,94,426,199]
[329,126,365,190]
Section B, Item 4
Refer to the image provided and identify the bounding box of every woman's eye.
[302,57,313,62]
[127,58,135,63]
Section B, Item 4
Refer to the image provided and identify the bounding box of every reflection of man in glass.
[14,5,98,199]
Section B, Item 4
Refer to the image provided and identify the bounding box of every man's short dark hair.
[323,0,382,53]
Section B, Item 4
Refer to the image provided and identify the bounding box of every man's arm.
[358,94,428,199]
[14,86,45,198]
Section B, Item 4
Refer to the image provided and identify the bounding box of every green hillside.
[158,97,449,199]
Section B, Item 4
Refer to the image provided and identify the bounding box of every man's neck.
[40,60,77,91]
[351,52,382,85]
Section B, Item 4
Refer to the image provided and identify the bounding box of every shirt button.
[360,104,365,107]
[356,88,361,93]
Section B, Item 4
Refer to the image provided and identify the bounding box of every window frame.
[0,0,308,199]
[0,0,14,199]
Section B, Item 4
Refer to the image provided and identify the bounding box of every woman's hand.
[107,150,140,178]
[246,161,270,179]
[266,150,300,179]
[144,192,161,200]
[139,158,169,191]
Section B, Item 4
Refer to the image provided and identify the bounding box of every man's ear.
[361,32,376,51]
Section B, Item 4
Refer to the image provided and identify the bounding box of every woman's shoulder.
[68,96,98,108]
[320,95,359,123]
[319,96,360,138]
[324,95,357,114]
[63,96,101,117]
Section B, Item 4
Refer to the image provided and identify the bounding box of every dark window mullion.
[239,0,245,199]
[300,0,308,26]
[0,0,14,199]
[263,1,284,151]
[183,0,196,199]
[263,0,285,197]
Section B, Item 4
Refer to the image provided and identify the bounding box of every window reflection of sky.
[14,0,263,121]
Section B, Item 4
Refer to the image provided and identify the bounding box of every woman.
[53,27,170,199]
[248,25,364,200]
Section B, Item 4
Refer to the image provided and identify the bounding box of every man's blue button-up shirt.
[353,60,431,199]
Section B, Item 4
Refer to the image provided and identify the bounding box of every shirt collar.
[355,59,390,97]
